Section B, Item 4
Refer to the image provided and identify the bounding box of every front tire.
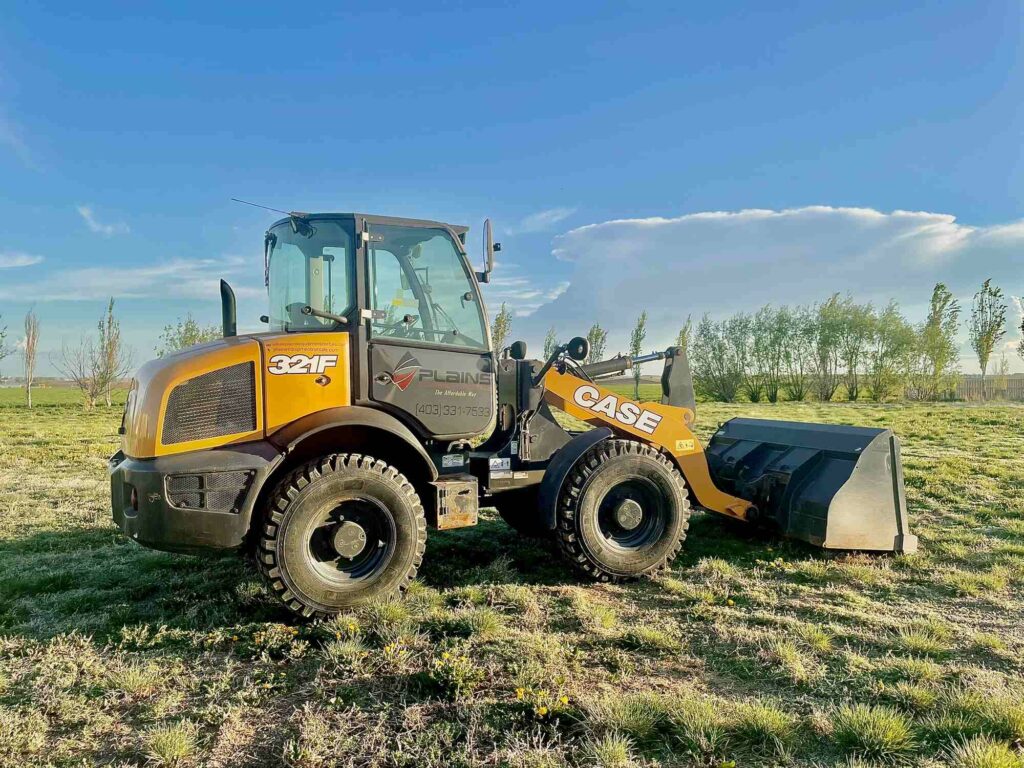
[557,440,690,582]
[258,454,427,618]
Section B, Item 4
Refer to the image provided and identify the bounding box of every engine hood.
[123,336,264,459]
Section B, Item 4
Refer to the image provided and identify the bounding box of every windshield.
[368,224,487,350]
[266,219,354,331]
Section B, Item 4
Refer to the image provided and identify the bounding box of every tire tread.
[556,439,690,582]
[257,453,427,619]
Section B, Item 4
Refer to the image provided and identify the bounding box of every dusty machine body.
[110,212,915,616]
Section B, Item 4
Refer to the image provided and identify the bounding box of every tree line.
[490,278,1021,403]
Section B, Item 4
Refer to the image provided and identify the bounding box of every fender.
[268,406,438,481]
[537,427,613,531]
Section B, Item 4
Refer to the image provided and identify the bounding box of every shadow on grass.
[0,516,573,639]
[0,509,817,640]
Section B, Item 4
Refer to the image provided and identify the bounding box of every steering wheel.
[380,313,421,339]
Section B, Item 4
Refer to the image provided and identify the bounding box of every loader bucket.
[705,418,917,554]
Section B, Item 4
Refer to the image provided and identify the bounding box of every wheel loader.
[109,211,917,617]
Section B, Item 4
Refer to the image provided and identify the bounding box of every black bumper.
[109,442,282,553]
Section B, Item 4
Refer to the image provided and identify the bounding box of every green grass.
[1,400,1023,765]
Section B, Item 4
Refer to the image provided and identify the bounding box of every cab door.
[363,221,494,440]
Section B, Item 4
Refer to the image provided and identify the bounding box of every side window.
[369,247,427,329]
[367,225,487,349]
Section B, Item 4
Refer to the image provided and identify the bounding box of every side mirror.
[566,336,590,362]
[477,218,498,284]
[509,340,528,360]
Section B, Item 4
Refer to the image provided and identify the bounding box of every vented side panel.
[162,362,256,445]
[166,471,253,512]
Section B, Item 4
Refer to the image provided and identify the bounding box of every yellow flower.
[559,695,569,705]
[515,688,525,700]
[442,652,451,660]
[726,599,735,606]
[536,705,548,716]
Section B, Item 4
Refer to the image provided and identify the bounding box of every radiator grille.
[162,362,256,445]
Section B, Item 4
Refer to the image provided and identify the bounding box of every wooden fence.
[956,376,1024,402]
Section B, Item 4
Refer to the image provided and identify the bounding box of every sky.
[0,1,1021,376]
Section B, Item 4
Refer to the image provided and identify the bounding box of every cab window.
[367,225,487,350]
[267,220,353,331]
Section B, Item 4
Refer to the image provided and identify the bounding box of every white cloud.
[515,206,1024,369]
[0,251,43,268]
[483,264,569,317]
[0,255,263,302]
[77,205,130,236]
[507,207,577,235]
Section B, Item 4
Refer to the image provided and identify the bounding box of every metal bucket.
[705,418,917,553]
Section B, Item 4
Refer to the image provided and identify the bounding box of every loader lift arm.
[528,341,914,555]
[539,362,756,522]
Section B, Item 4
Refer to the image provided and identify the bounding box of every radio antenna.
[231,198,294,216]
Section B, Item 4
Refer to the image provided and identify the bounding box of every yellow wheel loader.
[109,212,916,617]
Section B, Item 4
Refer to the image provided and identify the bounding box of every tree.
[675,315,693,354]
[866,302,917,402]
[53,299,133,408]
[0,315,11,371]
[23,310,40,408]
[156,313,221,357]
[917,283,961,400]
[586,323,608,364]
[968,279,1007,401]
[542,327,560,359]
[782,306,815,401]
[809,294,844,402]
[99,299,132,406]
[726,313,762,402]
[993,351,1011,399]
[629,311,647,400]
[836,298,875,402]
[752,305,787,403]
[1019,298,1024,362]
[690,314,744,402]
[53,337,105,408]
[491,303,513,353]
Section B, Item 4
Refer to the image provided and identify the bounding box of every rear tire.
[258,454,427,618]
[557,440,690,582]
[492,487,551,539]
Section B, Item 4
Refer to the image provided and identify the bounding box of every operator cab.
[262,213,495,439]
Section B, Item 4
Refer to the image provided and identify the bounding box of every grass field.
[1,387,1023,767]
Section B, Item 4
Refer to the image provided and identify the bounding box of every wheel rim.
[595,477,667,551]
[301,495,397,587]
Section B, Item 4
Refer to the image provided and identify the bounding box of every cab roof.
[268,212,470,239]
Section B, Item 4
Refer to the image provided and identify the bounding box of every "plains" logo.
[267,354,339,375]
[389,352,420,391]
[572,385,663,435]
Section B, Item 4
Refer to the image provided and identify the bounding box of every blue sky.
[0,1,1021,375]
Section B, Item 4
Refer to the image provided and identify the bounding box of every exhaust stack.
[220,279,237,338]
